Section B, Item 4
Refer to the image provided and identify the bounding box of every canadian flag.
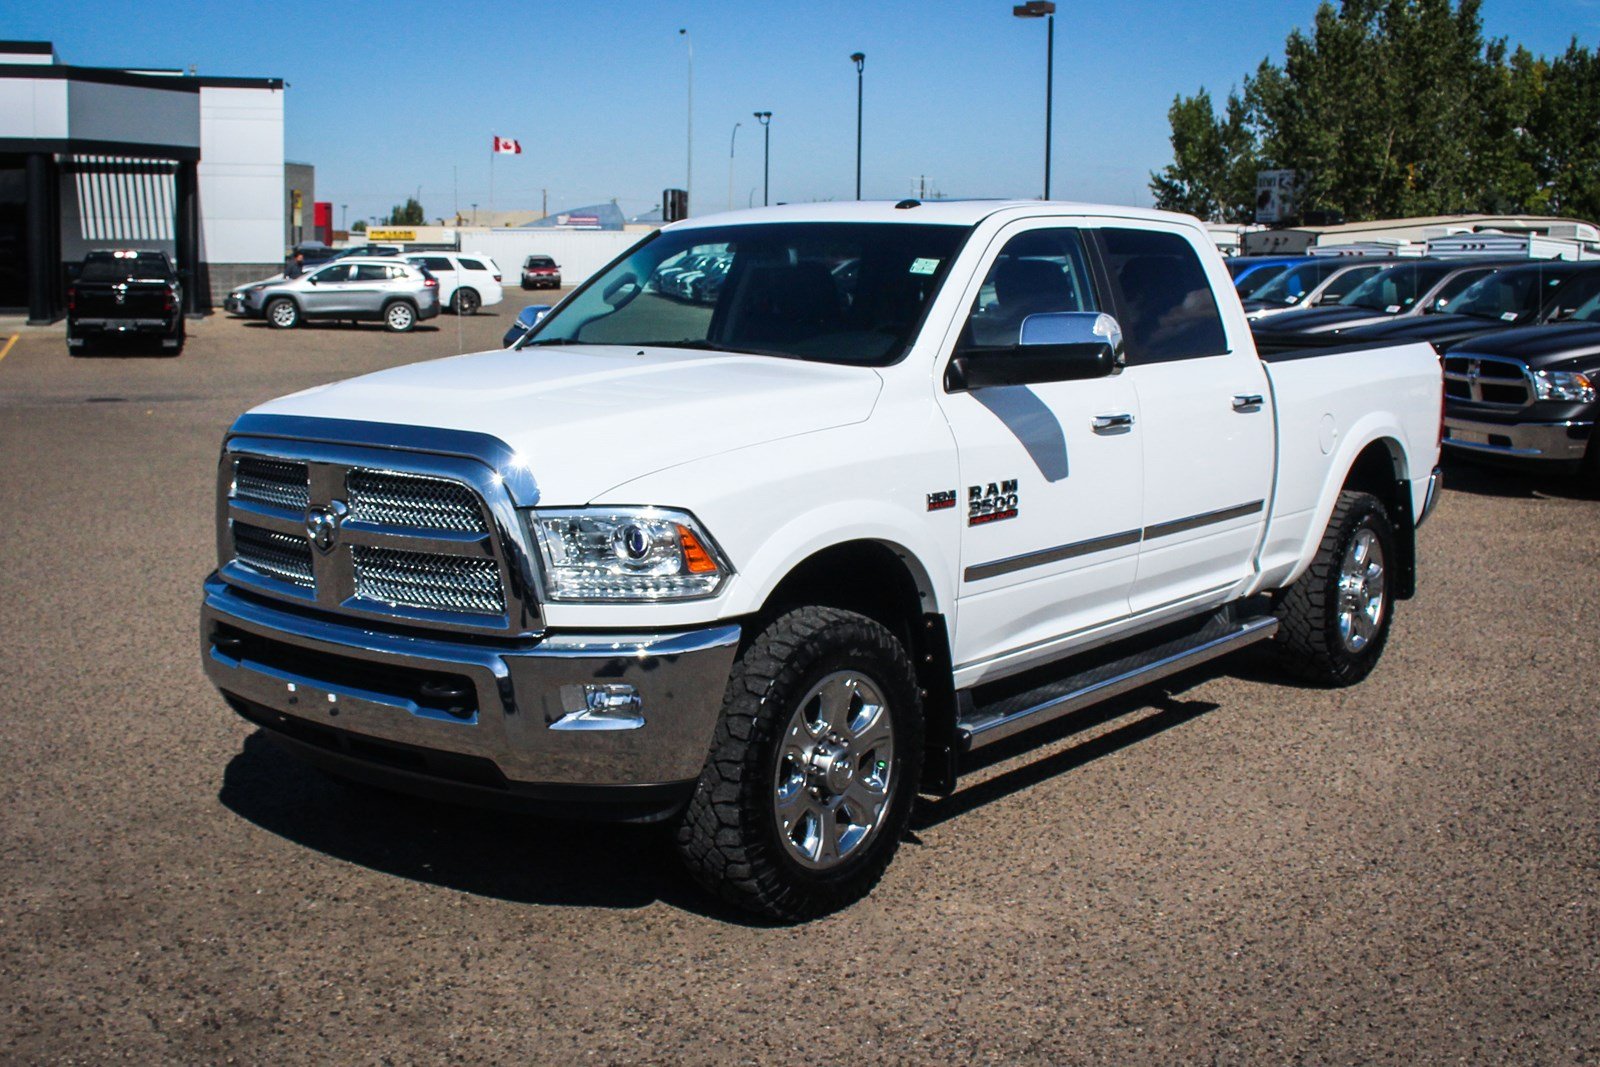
[492,136,522,155]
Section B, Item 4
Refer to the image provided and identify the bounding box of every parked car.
[331,244,402,261]
[1323,261,1600,354]
[202,201,1442,920]
[1227,255,1310,300]
[223,258,440,332]
[1251,259,1511,346]
[66,250,184,356]
[402,252,504,315]
[520,255,562,290]
[1440,274,1600,485]
[1243,257,1395,320]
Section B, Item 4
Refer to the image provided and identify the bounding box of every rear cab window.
[1098,227,1228,363]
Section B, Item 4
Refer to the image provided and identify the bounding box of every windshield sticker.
[968,480,1019,525]
[1385,305,1401,313]
[1500,312,1517,321]
[909,257,940,276]
[927,490,957,512]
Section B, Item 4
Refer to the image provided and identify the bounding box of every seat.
[722,262,843,350]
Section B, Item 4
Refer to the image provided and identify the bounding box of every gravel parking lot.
[2,302,1597,1063]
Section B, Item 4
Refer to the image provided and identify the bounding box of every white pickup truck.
[201,201,1443,920]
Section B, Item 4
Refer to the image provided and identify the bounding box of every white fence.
[463,229,643,290]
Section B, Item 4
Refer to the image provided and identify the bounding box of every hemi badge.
[926,490,957,512]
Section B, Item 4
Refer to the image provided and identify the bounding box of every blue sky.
[20,1,1600,225]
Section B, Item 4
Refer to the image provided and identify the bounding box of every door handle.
[1232,394,1264,412]
[1092,413,1135,433]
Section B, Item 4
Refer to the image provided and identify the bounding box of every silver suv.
[224,258,441,332]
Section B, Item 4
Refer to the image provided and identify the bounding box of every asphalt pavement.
[1,302,1596,1063]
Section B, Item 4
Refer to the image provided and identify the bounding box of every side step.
[956,613,1279,752]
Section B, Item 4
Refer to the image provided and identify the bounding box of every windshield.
[1250,261,1338,306]
[521,222,970,365]
[1234,263,1289,299]
[1341,263,1452,311]
[1440,268,1568,322]
[78,251,173,283]
[1570,291,1600,322]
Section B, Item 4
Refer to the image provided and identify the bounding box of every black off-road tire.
[1273,490,1397,687]
[676,606,924,922]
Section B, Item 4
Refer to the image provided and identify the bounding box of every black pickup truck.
[66,250,184,356]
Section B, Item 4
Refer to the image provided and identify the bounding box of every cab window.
[1099,228,1227,363]
[963,228,1098,349]
[459,258,486,272]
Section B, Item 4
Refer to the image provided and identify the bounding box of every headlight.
[1533,369,1596,403]
[528,507,731,601]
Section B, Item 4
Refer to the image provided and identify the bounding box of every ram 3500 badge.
[202,201,1442,920]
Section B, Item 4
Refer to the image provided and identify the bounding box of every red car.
[520,255,561,290]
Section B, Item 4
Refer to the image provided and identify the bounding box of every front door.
[936,223,1144,679]
[301,263,354,314]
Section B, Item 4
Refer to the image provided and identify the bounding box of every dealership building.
[0,40,306,322]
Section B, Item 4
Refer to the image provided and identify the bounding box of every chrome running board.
[956,614,1279,752]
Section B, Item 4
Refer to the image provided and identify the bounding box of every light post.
[754,111,772,206]
[851,53,865,199]
[728,121,741,211]
[470,203,477,226]
[679,28,693,216]
[1012,1,1056,199]
[340,203,347,232]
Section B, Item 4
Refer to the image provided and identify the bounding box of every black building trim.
[0,137,200,162]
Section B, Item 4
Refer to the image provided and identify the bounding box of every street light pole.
[754,111,772,205]
[1012,1,1057,200]
[340,204,347,232]
[679,28,693,216]
[851,53,865,199]
[728,121,741,211]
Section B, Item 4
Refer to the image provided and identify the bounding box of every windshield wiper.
[520,337,594,346]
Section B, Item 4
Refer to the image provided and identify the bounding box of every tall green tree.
[383,198,426,226]
[1151,0,1598,224]
[1148,88,1261,222]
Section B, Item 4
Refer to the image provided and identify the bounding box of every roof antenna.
[895,199,920,209]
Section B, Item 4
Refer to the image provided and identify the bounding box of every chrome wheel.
[1336,526,1385,652]
[772,671,895,871]
[385,303,415,331]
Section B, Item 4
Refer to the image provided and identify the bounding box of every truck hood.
[1335,312,1517,351]
[248,344,883,503]
[1251,305,1397,336]
[1444,321,1600,371]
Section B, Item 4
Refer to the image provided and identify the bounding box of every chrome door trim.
[1142,499,1264,541]
[965,528,1141,582]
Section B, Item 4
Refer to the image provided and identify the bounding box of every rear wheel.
[266,298,299,329]
[676,606,923,922]
[1274,490,1396,686]
[453,287,480,315]
[383,301,416,332]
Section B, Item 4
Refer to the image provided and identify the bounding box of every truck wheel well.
[757,541,959,794]
[1341,438,1416,599]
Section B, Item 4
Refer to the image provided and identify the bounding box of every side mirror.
[504,304,553,348]
[947,312,1125,391]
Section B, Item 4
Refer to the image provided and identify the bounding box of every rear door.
[938,221,1144,674]
[346,263,396,314]
[1095,225,1274,615]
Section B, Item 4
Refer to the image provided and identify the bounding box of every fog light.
[552,683,645,731]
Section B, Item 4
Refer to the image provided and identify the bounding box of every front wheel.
[383,301,416,332]
[1274,490,1396,687]
[266,298,299,329]
[676,606,923,921]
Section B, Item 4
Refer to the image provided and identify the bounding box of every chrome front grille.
[232,522,314,588]
[351,546,505,614]
[218,438,538,634]
[1444,354,1533,408]
[234,457,309,511]
[346,469,486,532]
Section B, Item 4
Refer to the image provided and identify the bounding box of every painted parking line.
[0,335,16,363]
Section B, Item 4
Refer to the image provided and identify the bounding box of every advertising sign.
[1255,170,1299,225]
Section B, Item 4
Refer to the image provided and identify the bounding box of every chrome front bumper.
[201,576,739,801]
[1443,416,1593,461]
